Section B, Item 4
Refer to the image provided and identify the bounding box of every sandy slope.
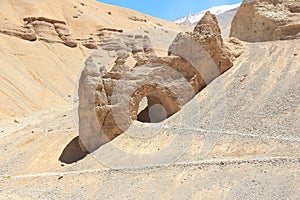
[0,0,299,199]
[0,0,182,120]
[0,39,299,199]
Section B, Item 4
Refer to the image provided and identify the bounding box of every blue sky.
[97,0,242,20]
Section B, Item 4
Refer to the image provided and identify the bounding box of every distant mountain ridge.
[174,3,241,24]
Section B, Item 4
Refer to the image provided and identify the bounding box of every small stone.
[240,77,246,82]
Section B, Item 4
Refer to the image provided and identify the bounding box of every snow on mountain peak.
[174,2,241,24]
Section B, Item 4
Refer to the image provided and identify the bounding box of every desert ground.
[0,0,299,199]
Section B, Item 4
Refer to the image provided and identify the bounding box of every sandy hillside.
[0,0,182,120]
[1,38,299,199]
[0,0,299,199]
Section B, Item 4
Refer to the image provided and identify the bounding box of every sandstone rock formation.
[0,17,77,47]
[136,56,207,93]
[230,0,300,42]
[77,12,234,153]
[78,32,212,152]
[78,34,163,152]
[0,23,37,41]
[0,17,125,49]
[169,11,233,82]
[23,17,77,47]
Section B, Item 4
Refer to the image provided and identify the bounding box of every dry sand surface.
[0,0,299,199]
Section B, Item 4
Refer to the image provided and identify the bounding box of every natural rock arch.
[129,84,181,123]
[77,12,234,153]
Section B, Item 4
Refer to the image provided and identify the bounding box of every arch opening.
[133,86,180,123]
[137,96,168,123]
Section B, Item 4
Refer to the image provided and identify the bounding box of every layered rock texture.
[23,17,77,47]
[78,11,234,152]
[230,0,300,42]
[0,17,125,48]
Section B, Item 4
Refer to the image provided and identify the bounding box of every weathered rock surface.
[24,17,77,47]
[136,56,206,93]
[230,0,300,42]
[224,37,245,61]
[78,34,162,152]
[0,23,37,41]
[169,11,233,82]
[78,32,216,152]
[0,17,126,49]
[193,11,233,73]
[0,17,78,47]
[78,12,236,152]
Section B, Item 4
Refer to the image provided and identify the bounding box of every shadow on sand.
[59,136,87,164]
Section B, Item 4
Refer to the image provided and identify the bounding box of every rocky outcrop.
[77,12,235,153]
[193,11,233,73]
[77,33,204,152]
[0,17,125,48]
[0,17,77,47]
[169,11,233,80]
[78,34,161,152]
[24,17,77,47]
[54,23,77,47]
[128,16,147,23]
[230,0,300,42]
[0,23,37,41]
[75,28,124,49]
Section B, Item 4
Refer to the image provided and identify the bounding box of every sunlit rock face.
[230,0,300,42]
